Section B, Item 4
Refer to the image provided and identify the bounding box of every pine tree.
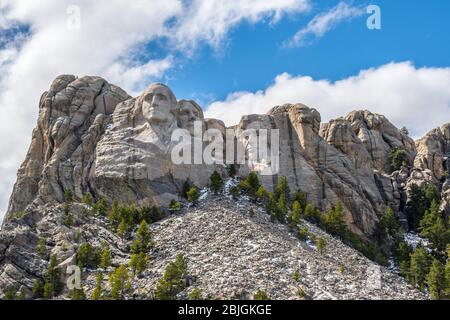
[405,184,427,230]
[155,255,187,300]
[17,288,26,300]
[131,220,153,254]
[92,272,103,300]
[444,254,450,299]
[82,193,93,206]
[187,186,200,206]
[317,237,327,254]
[43,282,54,299]
[210,171,224,194]
[227,164,236,177]
[229,186,240,199]
[253,289,268,300]
[324,203,347,236]
[4,288,16,300]
[169,199,182,211]
[388,147,409,171]
[129,252,148,276]
[426,258,445,300]
[117,218,130,239]
[275,176,290,201]
[32,280,44,299]
[375,206,401,245]
[298,226,308,241]
[110,265,130,300]
[44,255,62,298]
[71,288,87,300]
[409,246,431,290]
[37,238,47,258]
[182,180,192,199]
[255,186,267,202]
[100,247,112,269]
[64,189,74,203]
[93,197,108,216]
[266,192,277,215]
[276,193,287,223]
[303,203,316,222]
[420,200,449,252]
[293,190,307,209]
[287,201,302,229]
[188,288,203,300]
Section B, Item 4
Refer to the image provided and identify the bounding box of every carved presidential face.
[141,84,177,124]
[176,100,204,135]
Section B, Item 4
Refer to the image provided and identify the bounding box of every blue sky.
[166,0,450,104]
[0,0,449,222]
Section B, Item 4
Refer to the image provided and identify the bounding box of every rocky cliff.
[0,75,448,300]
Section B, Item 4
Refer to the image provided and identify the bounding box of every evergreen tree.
[32,280,44,299]
[155,255,187,300]
[82,193,93,206]
[131,220,154,254]
[266,192,277,215]
[394,241,413,276]
[405,184,427,230]
[388,147,409,171]
[93,197,108,216]
[375,206,401,245]
[255,186,267,202]
[424,184,440,208]
[43,282,54,299]
[4,288,16,300]
[400,126,409,136]
[64,189,73,203]
[408,246,431,290]
[71,288,86,300]
[92,272,103,300]
[298,226,308,241]
[246,172,261,195]
[169,199,182,211]
[76,243,101,269]
[227,164,236,177]
[17,288,26,300]
[324,203,347,236]
[44,255,63,298]
[110,265,130,300]
[444,254,450,299]
[420,200,449,252]
[187,186,200,206]
[182,180,192,199]
[426,258,445,300]
[303,203,316,222]
[317,237,327,254]
[210,171,224,194]
[287,201,302,229]
[276,194,287,223]
[99,247,112,269]
[37,238,47,258]
[129,252,148,276]
[253,289,268,300]
[293,190,307,209]
[188,288,203,300]
[229,186,240,199]
[275,176,290,201]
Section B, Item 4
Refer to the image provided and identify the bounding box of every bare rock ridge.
[0,75,448,300]
[4,75,450,235]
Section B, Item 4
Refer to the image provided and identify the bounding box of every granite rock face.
[1,76,448,300]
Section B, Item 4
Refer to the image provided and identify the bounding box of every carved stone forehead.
[178,100,204,119]
[140,83,177,106]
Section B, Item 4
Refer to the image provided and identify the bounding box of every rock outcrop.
[1,75,448,300]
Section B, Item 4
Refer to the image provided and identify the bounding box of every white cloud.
[0,0,309,222]
[284,1,364,47]
[172,0,311,52]
[205,62,450,138]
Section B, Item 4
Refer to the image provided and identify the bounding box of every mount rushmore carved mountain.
[0,75,448,300]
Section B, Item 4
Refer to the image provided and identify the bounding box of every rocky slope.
[0,75,448,300]
[0,193,426,300]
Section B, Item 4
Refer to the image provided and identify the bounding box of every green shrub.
[389,147,409,171]
[253,289,268,300]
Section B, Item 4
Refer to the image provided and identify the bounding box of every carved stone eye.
[156,93,167,101]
